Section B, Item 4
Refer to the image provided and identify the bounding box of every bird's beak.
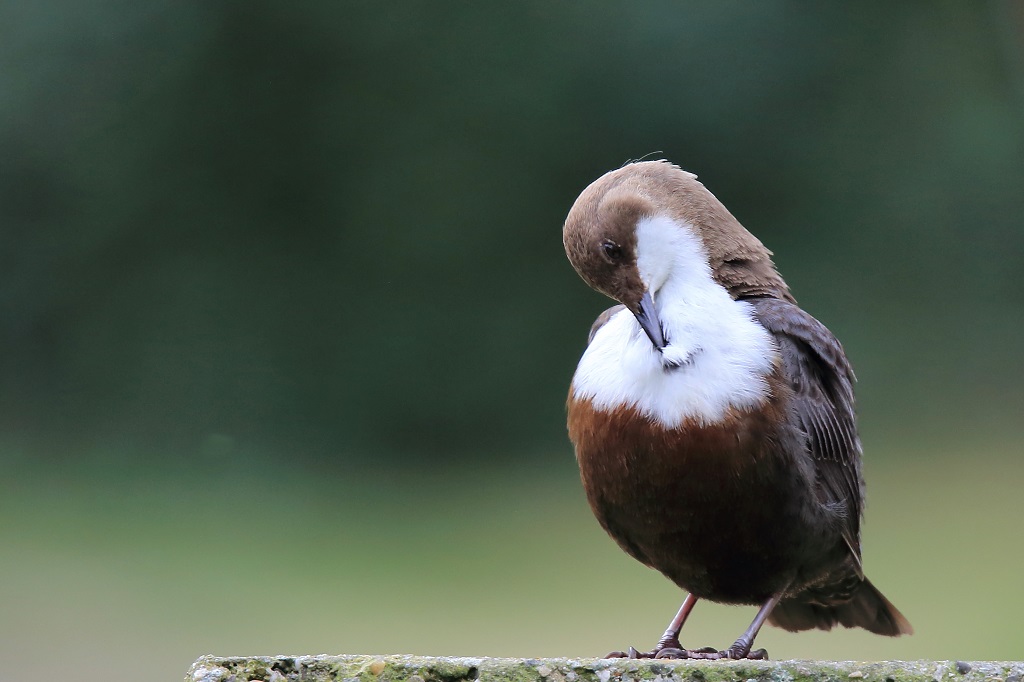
[631,291,667,351]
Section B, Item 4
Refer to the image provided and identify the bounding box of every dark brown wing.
[587,304,626,344]
[749,297,864,565]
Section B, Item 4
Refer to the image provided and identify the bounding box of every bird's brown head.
[562,184,666,348]
[563,161,793,350]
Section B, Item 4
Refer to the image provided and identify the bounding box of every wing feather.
[587,304,626,344]
[749,298,864,563]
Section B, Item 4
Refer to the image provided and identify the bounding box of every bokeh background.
[3,2,1024,680]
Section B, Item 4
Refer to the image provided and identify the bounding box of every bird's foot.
[682,644,768,660]
[604,636,689,659]
[605,640,745,660]
[604,646,678,659]
[604,643,767,660]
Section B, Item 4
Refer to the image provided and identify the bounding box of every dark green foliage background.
[5,1,1023,464]
[2,2,1023,679]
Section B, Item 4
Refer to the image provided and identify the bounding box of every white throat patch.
[571,215,778,428]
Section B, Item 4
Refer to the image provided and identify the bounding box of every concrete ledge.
[186,656,1023,682]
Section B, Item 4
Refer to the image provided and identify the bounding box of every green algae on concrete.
[186,656,1024,682]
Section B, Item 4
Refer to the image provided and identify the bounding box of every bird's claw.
[654,645,768,660]
[604,638,688,659]
[603,646,664,660]
[604,641,767,661]
[718,644,768,660]
[674,646,721,659]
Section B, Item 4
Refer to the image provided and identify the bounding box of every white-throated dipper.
[563,161,912,660]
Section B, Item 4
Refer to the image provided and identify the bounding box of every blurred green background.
[2,2,1024,680]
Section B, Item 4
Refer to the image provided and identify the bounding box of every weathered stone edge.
[186,655,1024,682]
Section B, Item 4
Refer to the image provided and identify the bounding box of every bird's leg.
[719,592,780,659]
[650,592,699,658]
[686,592,784,660]
[605,594,698,659]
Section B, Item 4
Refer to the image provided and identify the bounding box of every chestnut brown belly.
[568,395,830,605]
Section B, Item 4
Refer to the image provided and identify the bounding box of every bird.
[563,160,912,660]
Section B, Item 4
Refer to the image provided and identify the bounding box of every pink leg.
[685,592,783,660]
[605,594,699,659]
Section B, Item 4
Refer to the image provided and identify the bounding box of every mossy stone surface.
[186,656,1023,682]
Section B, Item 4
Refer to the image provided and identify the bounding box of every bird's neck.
[573,266,779,430]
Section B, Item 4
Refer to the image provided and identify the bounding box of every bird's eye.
[601,239,624,262]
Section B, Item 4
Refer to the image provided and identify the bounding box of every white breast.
[570,215,779,429]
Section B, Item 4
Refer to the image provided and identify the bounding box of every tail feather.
[769,578,913,636]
